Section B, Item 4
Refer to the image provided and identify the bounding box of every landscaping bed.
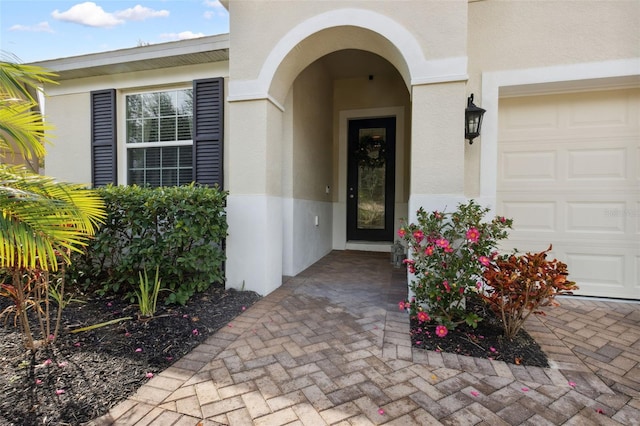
[409,298,549,367]
[0,283,260,426]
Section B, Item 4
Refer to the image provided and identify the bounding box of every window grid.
[125,88,193,187]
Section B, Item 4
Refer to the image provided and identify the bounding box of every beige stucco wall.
[468,0,639,81]
[411,82,466,195]
[228,0,467,81]
[464,0,640,196]
[291,60,333,201]
[44,92,92,184]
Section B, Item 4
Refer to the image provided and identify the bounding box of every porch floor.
[91,251,640,425]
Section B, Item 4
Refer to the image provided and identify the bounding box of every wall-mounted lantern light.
[465,94,486,144]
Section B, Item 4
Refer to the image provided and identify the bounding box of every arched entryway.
[225,7,468,296]
[281,48,411,277]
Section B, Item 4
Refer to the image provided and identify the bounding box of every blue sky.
[1,1,229,63]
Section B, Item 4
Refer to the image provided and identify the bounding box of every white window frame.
[117,85,193,186]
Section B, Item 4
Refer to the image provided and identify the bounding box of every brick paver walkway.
[90,251,640,425]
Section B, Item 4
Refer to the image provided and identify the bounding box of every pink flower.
[192,329,199,336]
[403,258,416,274]
[241,306,246,311]
[58,362,68,368]
[521,387,529,392]
[135,348,143,353]
[106,302,113,307]
[489,347,496,353]
[125,332,131,337]
[74,342,81,347]
[417,311,430,323]
[48,334,55,341]
[378,408,385,415]
[35,379,42,385]
[55,389,65,395]
[424,245,435,256]
[476,281,483,290]
[470,390,480,397]
[568,381,576,388]
[413,230,424,243]
[443,280,451,293]
[397,228,406,238]
[433,211,443,220]
[478,256,490,267]
[466,227,480,243]
[435,238,450,249]
[435,325,448,338]
[43,359,52,366]
[595,408,605,414]
[183,314,189,318]
[145,372,154,379]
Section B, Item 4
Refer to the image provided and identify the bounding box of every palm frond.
[0,166,106,271]
[0,61,57,104]
[0,101,49,159]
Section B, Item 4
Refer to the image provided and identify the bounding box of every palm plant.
[0,55,106,349]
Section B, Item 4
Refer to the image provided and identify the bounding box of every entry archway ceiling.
[269,26,411,104]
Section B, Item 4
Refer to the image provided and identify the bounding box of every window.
[125,88,193,186]
[91,78,223,188]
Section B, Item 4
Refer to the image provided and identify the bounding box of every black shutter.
[90,89,117,187]
[193,78,224,187]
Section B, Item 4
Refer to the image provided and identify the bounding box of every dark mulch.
[0,283,261,426]
[409,298,549,368]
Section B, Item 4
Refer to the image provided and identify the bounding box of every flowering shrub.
[398,200,512,331]
[482,245,578,339]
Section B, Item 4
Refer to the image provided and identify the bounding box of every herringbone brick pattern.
[89,251,640,425]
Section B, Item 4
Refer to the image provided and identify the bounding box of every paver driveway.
[91,251,640,425]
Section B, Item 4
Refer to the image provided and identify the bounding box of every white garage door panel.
[566,202,626,233]
[567,148,626,179]
[500,201,557,232]
[498,89,639,300]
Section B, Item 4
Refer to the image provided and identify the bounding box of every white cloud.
[52,2,123,28]
[203,0,226,19]
[115,5,169,21]
[9,22,54,33]
[51,2,169,29]
[160,31,205,41]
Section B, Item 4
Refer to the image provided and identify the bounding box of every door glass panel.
[357,128,386,230]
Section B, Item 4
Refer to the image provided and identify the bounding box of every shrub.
[398,200,512,331]
[482,245,578,339]
[70,184,227,305]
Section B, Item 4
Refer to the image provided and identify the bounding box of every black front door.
[347,117,396,241]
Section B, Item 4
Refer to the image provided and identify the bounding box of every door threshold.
[345,241,393,252]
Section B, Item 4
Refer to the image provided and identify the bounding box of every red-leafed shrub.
[482,245,578,339]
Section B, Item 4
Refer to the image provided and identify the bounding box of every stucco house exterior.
[35,1,639,300]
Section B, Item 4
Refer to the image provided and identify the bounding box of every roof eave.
[31,33,230,81]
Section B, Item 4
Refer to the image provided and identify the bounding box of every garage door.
[497,88,639,300]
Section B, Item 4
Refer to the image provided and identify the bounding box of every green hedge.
[70,184,227,305]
